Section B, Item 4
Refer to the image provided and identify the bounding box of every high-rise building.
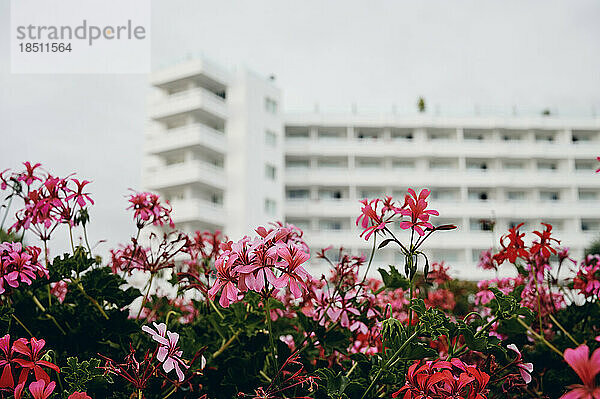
[144,59,600,279]
[143,59,284,239]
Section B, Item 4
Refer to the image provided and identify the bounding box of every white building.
[144,59,600,279]
[283,114,600,278]
[143,59,284,239]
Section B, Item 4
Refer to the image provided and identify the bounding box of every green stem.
[264,297,278,376]
[0,194,14,231]
[137,273,155,320]
[68,224,75,253]
[360,330,419,399]
[516,318,563,357]
[548,313,579,346]
[345,361,358,378]
[83,224,93,257]
[76,282,109,320]
[212,330,242,359]
[11,315,33,337]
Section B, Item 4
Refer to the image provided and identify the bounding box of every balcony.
[143,161,226,190]
[149,87,228,121]
[145,124,226,155]
[169,199,225,226]
[284,137,599,159]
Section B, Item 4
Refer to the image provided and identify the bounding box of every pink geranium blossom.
[561,345,600,399]
[507,344,534,384]
[127,191,174,229]
[142,322,189,382]
[398,188,439,236]
[27,379,55,399]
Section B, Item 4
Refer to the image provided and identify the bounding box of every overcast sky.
[1,0,599,256]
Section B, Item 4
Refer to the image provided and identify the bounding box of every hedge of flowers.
[0,161,599,398]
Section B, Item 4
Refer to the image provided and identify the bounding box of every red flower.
[561,344,600,399]
[398,189,439,236]
[493,223,529,264]
[392,361,446,398]
[68,392,92,399]
[12,338,60,384]
[530,223,560,258]
[0,334,17,388]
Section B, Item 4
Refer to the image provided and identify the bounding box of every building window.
[579,190,598,201]
[470,219,494,231]
[265,164,277,180]
[287,189,309,200]
[286,159,309,169]
[319,190,343,200]
[469,191,489,201]
[503,161,525,170]
[265,130,277,146]
[265,97,278,114]
[537,161,558,171]
[319,220,343,231]
[540,191,559,201]
[581,220,600,232]
[264,198,277,215]
[211,193,223,205]
[507,191,526,201]
[392,160,415,170]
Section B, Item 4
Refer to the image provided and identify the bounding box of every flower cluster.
[0,242,48,294]
[573,255,600,298]
[0,335,60,398]
[127,191,174,229]
[1,163,94,241]
[356,189,441,240]
[208,224,311,307]
[392,358,490,399]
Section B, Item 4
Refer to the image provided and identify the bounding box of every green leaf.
[378,265,410,290]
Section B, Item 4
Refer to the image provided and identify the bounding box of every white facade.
[144,58,600,279]
[284,114,600,278]
[143,59,284,237]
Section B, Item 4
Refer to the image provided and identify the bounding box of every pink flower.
[127,191,174,229]
[507,344,534,384]
[27,379,55,399]
[64,179,94,207]
[398,189,439,236]
[141,323,189,382]
[68,392,92,399]
[50,280,68,303]
[561,344,600,399]
[274,243,311,298]
[0,242,48,294]
[356,199,389,240]
[208,254,240,308]
[17,162,42,186]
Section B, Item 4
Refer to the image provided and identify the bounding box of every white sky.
[1,0,599,257]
